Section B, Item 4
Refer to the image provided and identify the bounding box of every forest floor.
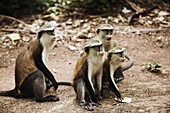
[0,18,170,113]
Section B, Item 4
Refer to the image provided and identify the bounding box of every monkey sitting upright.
[95,24,133,83]
[0,24,59,102]
[102,46,126,101]
[72,39,105,111]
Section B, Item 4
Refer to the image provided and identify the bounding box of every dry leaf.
[8,33,21,45]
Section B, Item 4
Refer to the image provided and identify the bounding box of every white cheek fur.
[40,33,56,67]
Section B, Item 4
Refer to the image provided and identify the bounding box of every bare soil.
[0,27,169,113]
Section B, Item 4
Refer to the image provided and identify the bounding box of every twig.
[126,0,143,13]
[118,14,125,23]
[88,13,111,18]
[128,6,158,25]
[0,28,36,34]
[128,28,170,33]
[0,14,28,27]
[0,14,37,33]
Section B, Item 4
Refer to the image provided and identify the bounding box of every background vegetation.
[0,0,169,17]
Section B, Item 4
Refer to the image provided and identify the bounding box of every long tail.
[58,81,72,86]
[122,53,133,71]
[0,88,20,98]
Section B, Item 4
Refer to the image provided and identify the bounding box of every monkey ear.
[108,53,112,60]
[84,47,89,53]
[37,32,42,39]
[96,29,100,34]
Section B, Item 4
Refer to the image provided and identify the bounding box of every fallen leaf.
[8,33,21,45]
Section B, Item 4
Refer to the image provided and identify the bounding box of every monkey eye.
[116,52,123,57]
[102,30,113,35]
[93,45,102,52]
[46,31,54,35]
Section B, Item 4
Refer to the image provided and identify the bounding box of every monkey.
[96,24,117,52]
[0,24,70,102]
[95,24,133,83]
[101,46,125,100]
[71,39,105,111]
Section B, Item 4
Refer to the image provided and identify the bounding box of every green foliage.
[141,61,167,73]
[0,0,54,17]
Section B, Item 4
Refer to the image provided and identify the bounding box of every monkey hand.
[52,81,58,91]
[115,97,123,102]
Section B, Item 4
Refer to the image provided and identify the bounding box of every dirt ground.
[0,26,169,113]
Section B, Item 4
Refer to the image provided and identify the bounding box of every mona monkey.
[0,24,68,102]
[101,46,125,100]
[95,24,133,83]
[71,39,105,111]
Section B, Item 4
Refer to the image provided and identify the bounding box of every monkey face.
[40,30,57,50]
[97,24,114,44]
[101,29,113,43]
[46,30,56,42]
[92,45,104,56]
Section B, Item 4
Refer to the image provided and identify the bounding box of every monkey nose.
[121,58,125,62]
[52,36,56,41]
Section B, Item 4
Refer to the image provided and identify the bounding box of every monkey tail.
[122,53,133,71]
[0,88,20,98]
[57,81,72,86]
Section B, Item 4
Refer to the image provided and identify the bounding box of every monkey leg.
[73,79,93,111]
[108,79,123,101]
[20,70,59,102]
[45,78,53,91]
[95,72,103,101]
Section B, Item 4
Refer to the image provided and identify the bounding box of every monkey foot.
[97,95,103,101]
[79,102,93,111]
[43,95,59,102]
[91,102,101,106]
[114,76,124,83]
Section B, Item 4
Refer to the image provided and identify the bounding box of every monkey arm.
[84,77,98,103]
[35,57,58,90]
[109,65,122,98]
[121,53,133,71]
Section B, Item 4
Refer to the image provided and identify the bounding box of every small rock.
[11,58,15,62]
[52,68,57,73]
[88,33,93,38]
[158,11,169,16]
[138,109,145,112]
[51,53,56,56]
[67,45,78,51]
[22,36,31,42]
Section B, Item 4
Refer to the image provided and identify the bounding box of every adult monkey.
[72,39,105,111]
[0,24,69,102]
[95,24,133,83]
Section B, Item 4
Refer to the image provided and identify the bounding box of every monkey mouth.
[107,37,111,43]
[99,52,104,56]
